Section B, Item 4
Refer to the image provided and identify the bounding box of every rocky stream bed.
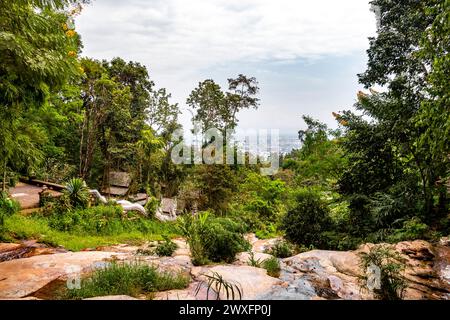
[0,235,449,300]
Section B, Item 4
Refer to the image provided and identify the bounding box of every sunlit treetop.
[0,0,87,110]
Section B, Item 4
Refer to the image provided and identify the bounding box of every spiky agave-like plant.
[195,271,242,300]
[64,178,89,209]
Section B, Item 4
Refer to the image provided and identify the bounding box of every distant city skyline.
[76,0,377,134]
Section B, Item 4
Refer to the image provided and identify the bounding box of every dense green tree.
[148,88,181,135]
[78,59,122,181]
[283,116,346,186]
[187,75,259,133]
[225,74,259,129]
[103,58,154,140]
[281,189,333,248]
[416,0,450,212]
[338,0,448,222]
[135,128,165,193]
[187,79,227,132]
[0,0,85,189]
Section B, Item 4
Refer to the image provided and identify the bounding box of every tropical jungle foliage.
[0,0,448,267]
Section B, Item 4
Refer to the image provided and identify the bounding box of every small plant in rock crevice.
[359,245,407,300]
[262,257,281,278]
[155,235,178,257]
[246,251,263,268]
[195,271,242,300]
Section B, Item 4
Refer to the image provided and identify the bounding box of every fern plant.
[359,245,407,300]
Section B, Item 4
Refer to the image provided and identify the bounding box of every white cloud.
[77,0,375,76]
[75,0,376,131]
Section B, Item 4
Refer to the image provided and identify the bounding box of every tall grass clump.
[195,271,242,300]
[63,262,189,299]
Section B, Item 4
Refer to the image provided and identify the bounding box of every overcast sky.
[75,0,377,133]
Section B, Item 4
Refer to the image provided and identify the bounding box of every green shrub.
[155,236,178,256]
[262,257,281,277]
[296,244,316,253]
[229,172,287,229]
[386,218,429,242]
[136,248,154,256]
[346,194,374,236]
[0,191,20,232]
[266,240,295,258]
[48,204,123,233]
[205,217,250,263]
[254,223,278,239]
[370,189,417,228]
[178,212,209,265]
[63,261,189,299]
[178,212,250,265]
[46,204,178,237]
[281,189,332,248]
[359,245,407,300]
[320,231,364,251]
[39,190,58,208]
[144,195,160,216]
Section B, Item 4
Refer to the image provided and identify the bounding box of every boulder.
[272,240,450,300]
[280,250,368,300]
[153,282,201,300]
[191,265,282,300]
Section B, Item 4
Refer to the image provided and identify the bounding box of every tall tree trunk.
[79,114,86,178]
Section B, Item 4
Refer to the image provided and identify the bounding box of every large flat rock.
[0,251,127,299]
